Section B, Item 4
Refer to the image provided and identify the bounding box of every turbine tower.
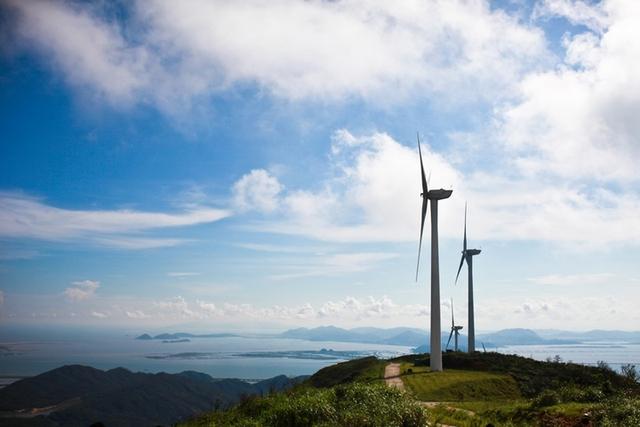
[416,134,452,372]
[455,203,481,353]
[446,298,463,352]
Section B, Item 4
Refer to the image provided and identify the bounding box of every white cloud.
[154,296,199,319]
[5,0,151,105]
[500,0,640,182]
[125,310,149,319]
[232,169,283,213]
[270,252,399,280]
[533,0,609,33]
[196,300,219,315]
[0,192,230,249]
[167,272,200,277]
[0,290,4,306]
[91,311,108,319]
[477,295,638,330]
[238,130,640,245]
[64,280,100,302]
[6,292,640,330]
[5,0,549,111]
[528,272,615,286]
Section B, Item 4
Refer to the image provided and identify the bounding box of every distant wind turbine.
[416,133,452,372]
[455,203,481,353]
[446,298,463,352]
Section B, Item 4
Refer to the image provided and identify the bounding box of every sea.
[1,328,639,388]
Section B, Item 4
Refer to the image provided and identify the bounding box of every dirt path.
[384,362,405,391]
[418,401,475,416]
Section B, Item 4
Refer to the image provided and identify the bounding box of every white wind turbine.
[416,134,452,372]
[446,299,463,352]
[455,203,481,353]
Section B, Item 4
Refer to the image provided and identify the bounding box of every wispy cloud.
[167,272,201,277]
[0,192,230,249]
[270,252,399,280]
[528,273,616,286]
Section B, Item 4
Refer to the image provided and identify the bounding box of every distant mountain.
[279,326,428,347]
[280,326,592,351]
[534,329,640,342]
[477,328,579,346]
[135,332,237,340]
[0,365,305,427]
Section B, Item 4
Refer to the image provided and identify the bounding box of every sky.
[0,0,639,333]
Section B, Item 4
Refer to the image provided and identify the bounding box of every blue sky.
[0,0,639,332]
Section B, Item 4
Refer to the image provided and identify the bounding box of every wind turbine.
[416,134,452,372]
[446,299,463,352]
[455,203,481,353]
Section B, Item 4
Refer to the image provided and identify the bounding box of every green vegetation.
[394,351,638,398]
[307,356,386,388]
[179,382,428,427]
[402,369,521,401]
[183,352,640,426]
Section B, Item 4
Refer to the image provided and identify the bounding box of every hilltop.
[182,352,640,426]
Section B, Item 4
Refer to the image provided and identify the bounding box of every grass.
[401,368,522,402]
[308,356,386,388]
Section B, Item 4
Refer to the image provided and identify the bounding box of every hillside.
[183,352,640,427]
[0,365,305,427]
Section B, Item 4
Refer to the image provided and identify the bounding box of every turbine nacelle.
[464,249,481,256]
[426,189,453,200]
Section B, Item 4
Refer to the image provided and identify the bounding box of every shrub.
[531,390,559,408]
[593,397,640,427]
[621,364,638,382]
[557,384,604,403]
[186,381,428,427]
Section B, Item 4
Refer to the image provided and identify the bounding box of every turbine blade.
[451,298,454,327]
[463,202,467,252]
[455,253,465,284]
[446,329,453,350]
[417,134,428,194]
[415,196,428,281]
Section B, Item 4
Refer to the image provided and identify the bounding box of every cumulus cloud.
[64,280,100,302]
[91,311,108,318]
[501,0,640,182]
[125,310,149,319]
[0,192,230,249]
[232,169,283,213]
[154,296,198,319]
[477,295,639,330]
[236,130,640,245]
[3,0,549,112]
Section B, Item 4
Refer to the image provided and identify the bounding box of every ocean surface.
[0,332,412,380]
[1,329,639,386]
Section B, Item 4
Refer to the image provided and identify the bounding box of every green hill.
[181,352,640,427]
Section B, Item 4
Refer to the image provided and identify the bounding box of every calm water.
[495,342,640,372]
[2,330,639,381]
[0,333,412,379]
